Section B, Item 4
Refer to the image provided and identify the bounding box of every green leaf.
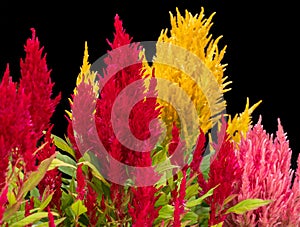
[38,192,54,212]
[155,160,178,174]
[5,211,25,225]
[71,200,87,217]
[158,204,174,219]
[223,194,238,207]
[155,192,170,207]
[10,212,55,227]
[56,152,77,177]
[61,191,74,211]
[200,153,212,180]
[56,151,77,165]
[3,202,22,221]
[151,146,168,165]
[48,158,77,171]
[186,184,218,208]
[7,191,17,206]
[34,217,66,227]
[185,183,199,199]
[30,187,40,199]
[181,211,199,225]
[51,134,76,159]
[21,154,55,197]
[225,198,273,215]
[211,222,224,227]
[79,160,110,187]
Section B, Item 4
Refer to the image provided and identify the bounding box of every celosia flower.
[84,183,99,226]
[150,7,230,149]
[25,197,34,227]
[36,127,62,213]
[173,168,187,226]
[76,163,86,200]
[66,42,102,162]
[0,186,8,225]
[47,207,56,227]
[91,14,163,224]
[19,28,61,138]
[198,117,242,226]
[226,97,262,143]
[288,155,300,225]
[0,28,61,178]
[0,65,37,174]
[226,116,299,226]
[128,186,162,227]
[167,122,187,172]
[189,128,206,174]
[95,14,161,172]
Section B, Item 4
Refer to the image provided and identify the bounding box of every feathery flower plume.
[198,118,242,226]
[47,207,56,227]
[25,197,34,227]
[0,64,37,174]
[84,183,99,227]
[151,7,230,150]
[227,97,262,143]
[226,116,299,226]
[128,186,162,227]
[66,41,99,161]
[0,186,8,225]
[189,128,206,174]
[19,28,61,138]
[173,168,187,226]
[76,163,87,200]
[36,127,62,213]
[0,28,61,178]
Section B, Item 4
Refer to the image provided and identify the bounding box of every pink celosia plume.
[226,116,300,226]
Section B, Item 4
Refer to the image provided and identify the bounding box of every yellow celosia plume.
[227,98,262,143]
[66,42,98,119]
[75,41,98,95]
[149,7,231,148]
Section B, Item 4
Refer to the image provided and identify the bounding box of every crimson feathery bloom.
[36,127,62,213]
[0,186,8,225]
[84,183,99,227]
[173,168,187,226]
[226,116,300,226]
[47,207,56,227]
[0,28,61,180]
[168,123,187,174]
[189,128,206,174]
[198,118,242,226]
[76,163,87,200]
[25,197,34,227]
[19,28,61,138]
[67,80,98,161]
[0,64,37,175]
[95,13,161,178]
[93,14,162,223]
[128,186,162,227]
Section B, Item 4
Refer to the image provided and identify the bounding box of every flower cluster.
[0,6,299,227]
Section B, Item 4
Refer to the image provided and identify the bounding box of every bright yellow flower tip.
[227,97,262,143]
[74,42,99,95]
[150,7,231,147]
[67,42,99,119]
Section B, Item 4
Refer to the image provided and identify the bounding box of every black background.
[1,1,299,169]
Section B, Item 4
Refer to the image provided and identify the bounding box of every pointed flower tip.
[257,114,263,124]
[277,117,282,126]
[30,27,36,40]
